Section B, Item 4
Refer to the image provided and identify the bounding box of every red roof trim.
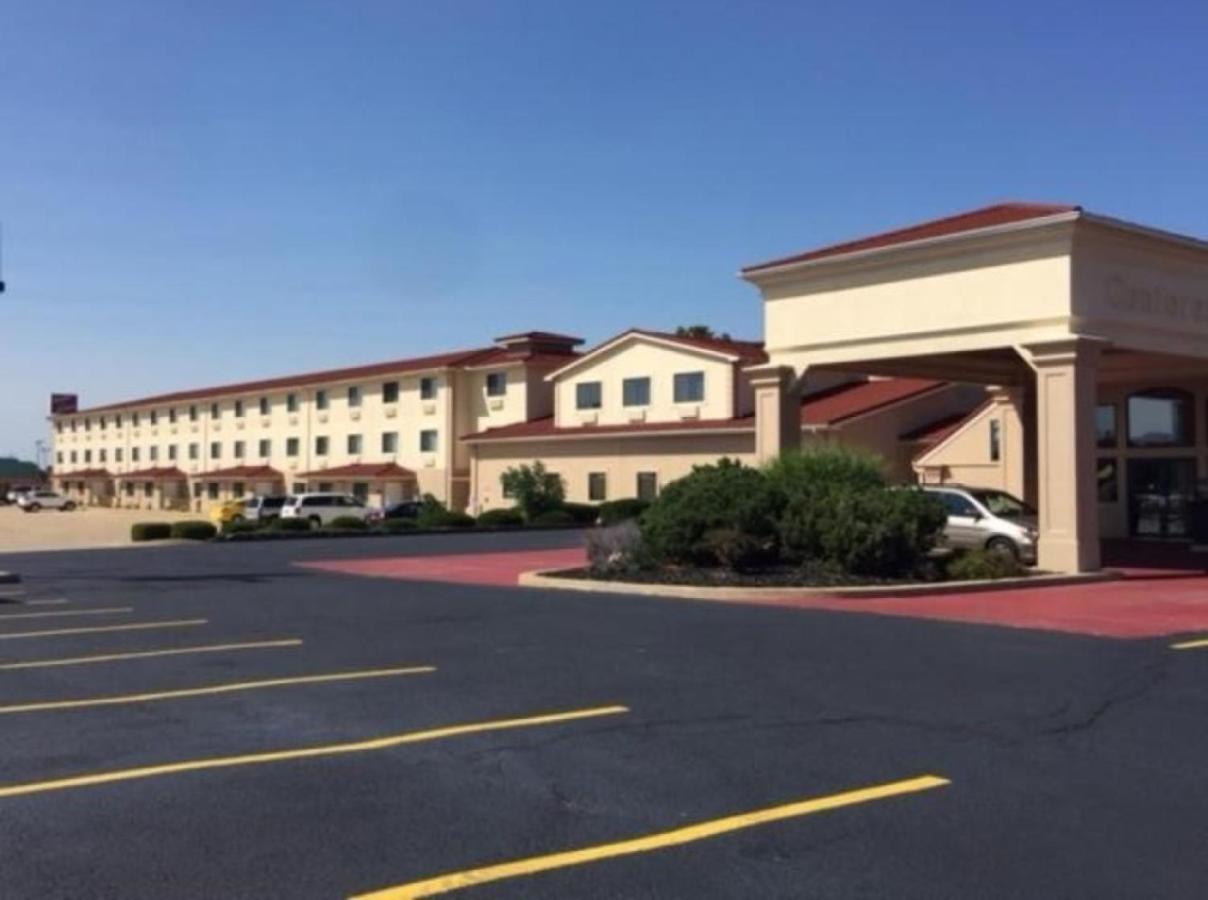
[463,415,756,442]
[800,378,947,426]
[298,462,417,479]
[742,202,1080,274]
[120,466,188,481]
[55,468,112,480]
[195,465,283,480]
[630,329,768,364]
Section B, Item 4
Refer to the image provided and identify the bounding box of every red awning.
[298,463,417,480]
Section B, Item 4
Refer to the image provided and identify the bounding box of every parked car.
[17,489,76,512]
[279,493,370,528]
[4,487,35,505]
[366,500,424,524]
[210,495,289,525]
[209,498,249,525]
[922,485,1037,563]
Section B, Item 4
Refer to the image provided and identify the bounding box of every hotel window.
[99,449,107,463]
[188,443,198,460]
[193,483,203,498]
[287,393,298,413]
[315,436,329,456]
[636,471,659,501]
[56,451,63,464]
[70,419,77,432]
[144,482,153,498]
[233,482,245,498]
[132,447,140,462]
[315,390,329,411]
[292,482,307,494]
[234,440,245,459]
[84,450,92,463]
[347,434,362,454]
[419,429,438,453]
[100,416,106,430]
[167,445,176,461]
[1096,404,1117,448]
[116,448,124,462]
[259,396,269,415]
[382,381,399,404]
[149,446,158,461]
[420,377,437,400]
[168,408,177,424]
[989,419,1001,462]
[486,372,507,397]
[234,400,245,418]
[84,417,91,432]
[116,413,123,427]
[352,482,370,501]
[210,402,219,419]
[348,385,362,408]
[286,437,300,457]
[207,482,219,500]
[55,421,62,434]
[149,411,157,425]
[588,472,607,502]
[673,371,705,403]
[576,381,602,410]
[188,405,198,422]
[1098,459,1119,503]
[124,482,134,498]
[68,450,76,463]
[381,432,398,453]
[1127,388,1193,447]
[210,441,221,460]
[622,377,650,407]
[132,412,140,426]
[258,439,270,458]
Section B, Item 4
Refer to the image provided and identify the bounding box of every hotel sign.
[50,393,78,414]
[1105,273,1208,325]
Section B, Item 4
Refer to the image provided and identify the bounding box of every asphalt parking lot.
[1,530,1206,898]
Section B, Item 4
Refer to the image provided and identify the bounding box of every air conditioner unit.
[678,406,701,420]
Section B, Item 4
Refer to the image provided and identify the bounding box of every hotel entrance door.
[1127,458,1198,539]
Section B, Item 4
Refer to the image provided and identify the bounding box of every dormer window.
[576,382,603,410]
[673,371,705,404]
[486,372,508,397]
[622,377,651,407]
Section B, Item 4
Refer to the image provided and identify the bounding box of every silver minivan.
[923,486,1038,563]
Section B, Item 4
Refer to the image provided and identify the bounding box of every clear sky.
[2,0,1206,459]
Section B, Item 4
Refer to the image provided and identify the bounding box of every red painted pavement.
[298,545,1208,639]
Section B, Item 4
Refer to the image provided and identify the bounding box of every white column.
[746,364,802,464]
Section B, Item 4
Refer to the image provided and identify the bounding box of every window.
[189,405,198,422]
[347,434,362,454]
[149,411,157,425]
[168,408,177,424]
[1097,458,1119,503]
[188,443,198,460]
[348,385,362,408]
[989,419,1001,462]
[588,472,607,502]
[124,481,134,498]
[56,451,63,464]
[100,416,106,430]
[352,482,369,501]
[291,482,307,494]
[381,432,398,454]
[210,441,221,460]
[382,381,399,404]
[167,445,176,461]
[116,447,124,462]
[233,482,245,498]
[132,412,140,426]
[70,419,77,432]
[1128,389,1193,447]
[149,446,158,461]
[486,372,507,397]
[210,403,219,419]
[420,430,438,453]
[576,381,602,410]
[1096,404,1117,448]
[207,482,219,500]
[673,371,705,403]
[315,436,329,456]
[234,399,245,418]
[99,449,107,463]
[315,390,329,411]
[258,439,270,458]
[936,491,979,517]
[287,393,298,413]
[132,447,140,462]
[622,377,650,407]
[286,437,300,457]
[259,396,269,415]
[234,440,245,459]
[636,472,658,501]
[116,413,123,427]
[193,482,203,498]
[420,377,437,400]
[84,449,92,463]
[143,482,153,498]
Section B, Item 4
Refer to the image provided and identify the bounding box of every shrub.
[271,517,312,533]
[222,519,261,535]
[499,462,565,520]
[596,498,650,526]
[640,458,780,565]
[804,488,948,577]
[696,528,765,570]
[559,502,599,525]
[476,508,525,527]
[946,548,1028,581]
[529,508,576,527]
[585,521,652,575]
[764,443,886,496]
[379,518,419,534]
[329,516,368,531]
[131,522,172,542]
[418,509,476,529]
[170,520,217,541]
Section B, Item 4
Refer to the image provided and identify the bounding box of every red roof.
[298,462,417,479]
[742,202,1080,273]
[493,330,584,345]
[120,466,188,481]
[463,415,756,442]
[631,329,768,365]
[801,378,946,426]
[899,405,987,443]
[56,468,112,480]
[196,465,283,481]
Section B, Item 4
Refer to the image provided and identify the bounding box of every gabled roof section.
[299,462,417,479]
[801,378,947,427]
[544,328,766,382]
[742,202,1081,275]
[911,400,997,465]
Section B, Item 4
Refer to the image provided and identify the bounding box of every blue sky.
[2,0,1206,458]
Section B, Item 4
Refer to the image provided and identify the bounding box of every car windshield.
[262,497,285,508]
[968,490,1034,518]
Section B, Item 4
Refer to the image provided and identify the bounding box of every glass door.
[1127,458,1198,539]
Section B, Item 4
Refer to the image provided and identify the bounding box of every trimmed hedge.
[270,517,312,533]
[559,502,599,525]
[597,498,650,526]
[380,518,419,533]
[131,522,172,542]
[170,520,217,541]
[417,509,476,529]
[329,515,369,531]
[529,508,575,527]
[476,508,525,527]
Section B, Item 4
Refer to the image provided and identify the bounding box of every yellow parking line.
[0,704,627,799]
[1171,637,1208,650]
[0,638,303,671]
[0,606,132,621]
[351,774,950,900]
[0,664,435,715]
[0,619,207,641]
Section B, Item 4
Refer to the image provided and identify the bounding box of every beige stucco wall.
[913,401,1019,494]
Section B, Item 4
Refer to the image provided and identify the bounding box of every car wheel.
[62,502,76,511]
[308,516,322,530]
[27,503,40,512]
[986,536,1019,560]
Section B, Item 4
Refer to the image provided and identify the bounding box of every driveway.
[0,531,1205,898]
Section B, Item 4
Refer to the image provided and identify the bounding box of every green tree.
[499,462,565,521]
[675,324,731,341]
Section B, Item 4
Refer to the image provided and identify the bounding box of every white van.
[279,493,369,528]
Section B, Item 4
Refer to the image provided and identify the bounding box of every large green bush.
[529,508,576,527]
[476,508,525,527]
[379,518,418,534]
[329,515,368,531]
[640,458,780,566]
[499,462,565,520]
[597,498,650,526]
[271,517,311,533]
[222,519,262,535]
[418,509,475,529]
[559,502,599,525]
[946,547,1028,581]
[170,520,218,541]
[131,522,172,542]
[805,487,946,577]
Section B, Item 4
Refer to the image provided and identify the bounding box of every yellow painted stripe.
[351,775,950,900]
[0,705,627,799]
[0,665,435,714]
[0,619,207,641]
[0,606,132,621]
[1171,637,1208,650]
[0,638,303,671]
